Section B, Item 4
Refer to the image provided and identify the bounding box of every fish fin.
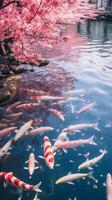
[25,160,28,164]
[35,166,39,170]
[53,152,56,156]
[33,193,40,200]
[3,181,8,188]
[68,172,72,175]
[38,155,44,159]
[88,167,93,170]
[34,182,42,193]
[63,149,68,153]
[88,135,97,146]
[30,126,34,130]
[94,122,100,131]
[24,167,28,170]
[66,182,74,185]
[6,152,11,155]
[35,160,38,164]
[29,176,32,179]
[88,171,94,179]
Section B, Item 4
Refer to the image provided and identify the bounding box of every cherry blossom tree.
[0,0,97,64]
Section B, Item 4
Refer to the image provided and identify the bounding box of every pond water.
[0,20,112,200]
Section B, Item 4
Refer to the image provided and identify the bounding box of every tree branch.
[0,1,22,9]
[28,0,43,24]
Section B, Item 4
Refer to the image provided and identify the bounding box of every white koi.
[24,153,39,178]
[62,122,100,133]
[55,171,93,185]
[0,138,13,159]
[14,120,33,142]
[29,127,54,136]
[78,149,107,170]
[106,173,112,200]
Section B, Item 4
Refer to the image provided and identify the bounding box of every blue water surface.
[0,20,112,200]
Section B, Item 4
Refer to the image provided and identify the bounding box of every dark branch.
[0,1,22,9]
[28,0,43,24]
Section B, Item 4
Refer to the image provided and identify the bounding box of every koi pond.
[0,20,112,200]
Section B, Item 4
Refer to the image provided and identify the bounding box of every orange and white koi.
[48,109,64,121]
[24,153,39,178]
[44,136,54,170]
[106,173,112,200]
[31,95,66,101]
[77,101,96,114]
[0,172,41,192]
[0,127,17,137]
[29,126,54,136]
[14,120,33,142]
[53,136,96,150]
[16,103,40,110]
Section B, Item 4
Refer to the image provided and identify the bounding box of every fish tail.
[34,182,42,193]
[94,122,100,131]
[100,146,108,155]
[88,171,94,179]
[88,135,97,146]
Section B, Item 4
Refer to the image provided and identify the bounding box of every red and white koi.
[0,172,41,192]
[62,122,100,133]
[77,101,96,114]
[32,118,43,125]
[53,136,96,150]
[16,103,40,110]
[29,126,54,136]
[106,173,112,200]
[31,95,66,102]
[44,136,54,170]
[0,127,17,138]
[14,120,33,142]
[78,149,107,170]
[20,88,45,95]
[48,109,64,121]
[24,153,39,178]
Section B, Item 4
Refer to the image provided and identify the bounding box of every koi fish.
[62,122,100,133]
[53,136,96,150]
[31,95,66,101]
[20,88,45,95]
[0,138,13,159]
[55,171,93,185]
[0,127,17,138]
[16,103,40,110]
[44,136,54,169]
[6,112,23,120]
[0,172,41,192]
[14,120,33,142]
[24,153,39,178]
[78,149,107,170]
[32,118,43,125]
[29,126,54,136]
[48,109,64,121]
[106,173,112,200]
[5,101,21,112]
[77,101,96,114]
[64,89,85,95]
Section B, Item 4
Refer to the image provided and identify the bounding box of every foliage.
[0,0,97,64]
